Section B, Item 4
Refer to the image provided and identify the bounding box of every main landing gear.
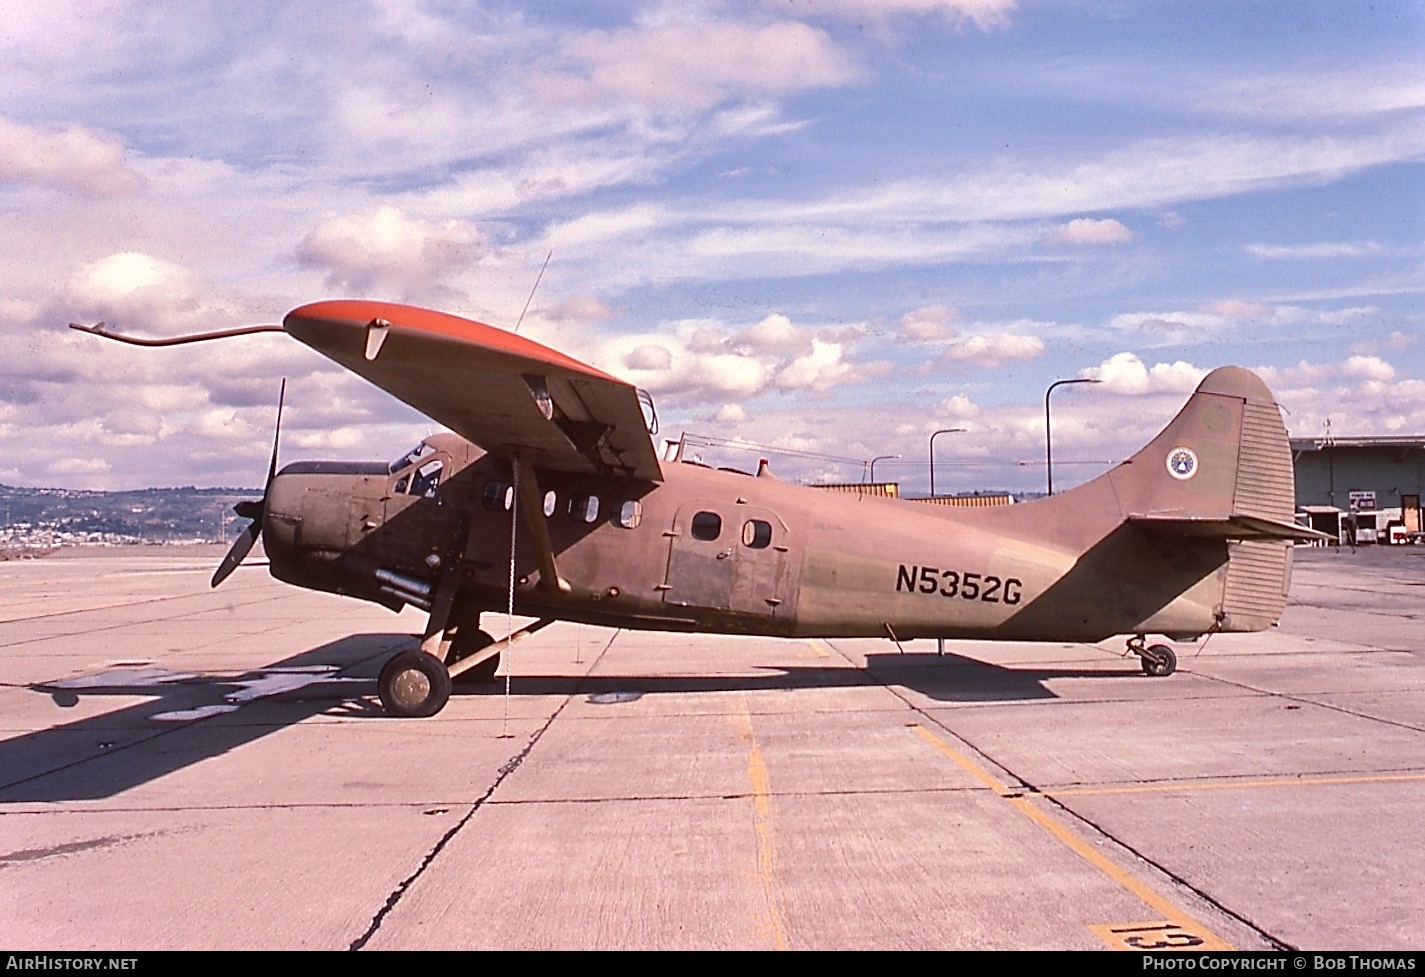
[378,649,452,718]
[1127,635,1177,677]
[376,614,557,717]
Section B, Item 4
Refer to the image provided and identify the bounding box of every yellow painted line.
[912,723,1016,796]
[733,700,790,950]
[911,723,1233,951]
[797,639,831,658]
[1046,770,1425,798]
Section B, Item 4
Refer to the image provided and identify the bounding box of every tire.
[448,628,500,684]
[1142,643,1177,677]
[378,649,452,717]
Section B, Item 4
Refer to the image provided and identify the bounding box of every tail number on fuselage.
[896,565,1023,605]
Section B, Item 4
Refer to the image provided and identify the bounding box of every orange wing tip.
[286,299,622,383]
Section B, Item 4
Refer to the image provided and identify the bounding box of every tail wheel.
[378,649,452,717]
[1141,643,1177,677]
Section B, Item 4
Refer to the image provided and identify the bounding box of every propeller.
[212,380,286,588]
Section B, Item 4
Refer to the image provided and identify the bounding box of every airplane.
[72,298,1325,718]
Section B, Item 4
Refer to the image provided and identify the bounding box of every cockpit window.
[388,442,436,474]
[411,460,443,498]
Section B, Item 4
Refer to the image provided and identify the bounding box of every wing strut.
[512,455,571,593]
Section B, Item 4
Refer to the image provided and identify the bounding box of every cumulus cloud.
[1082,352,1207,395]
[898,304,960,341]
[626,344,674,371]
[1046,217,1134,245]
[64,252,219,335]
[0,115,144,197]
[1253,355,1425,440]
[296,207,484,301]
[1341,355,1395,382]
[935,393,980,419]
[539,294,620,323]
[592,313,888,404]
[1349,330,1414,356]
[943,333,1045,367]
[776,339,853,392]
[1109,308,1227,339]
[739,313,813,355]
[606,328,769,402]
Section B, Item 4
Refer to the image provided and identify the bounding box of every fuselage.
[260,433,1235,643]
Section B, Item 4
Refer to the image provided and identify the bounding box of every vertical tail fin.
[1112,366,1319,631]
[1115,367,1314,540]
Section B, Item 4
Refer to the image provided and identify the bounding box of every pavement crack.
[1194,672,1425,733]
[1036,790,1298,952]
[347,629,620,951]
[824,637,1295,952]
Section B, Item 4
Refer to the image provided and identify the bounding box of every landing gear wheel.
[447,628,500,684]
[1141,643,1177,677]
[378,650,452,717]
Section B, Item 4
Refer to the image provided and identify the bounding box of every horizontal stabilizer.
[1129,513,1331,543]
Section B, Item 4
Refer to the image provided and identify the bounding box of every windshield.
[388,442,435,474]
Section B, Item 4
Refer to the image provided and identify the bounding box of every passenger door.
[663,502,787,617]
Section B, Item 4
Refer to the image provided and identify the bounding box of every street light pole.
[869,454,899,484]
[1044,378,1102,496]
[929,428,965,498]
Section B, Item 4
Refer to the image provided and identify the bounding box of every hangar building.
[1290,435,1425,543]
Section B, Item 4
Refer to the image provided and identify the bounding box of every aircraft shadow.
[0,634,402,804]
[3,637,1140,802]
[454,650,1139,704]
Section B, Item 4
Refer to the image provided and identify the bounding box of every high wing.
[283,299,663,482]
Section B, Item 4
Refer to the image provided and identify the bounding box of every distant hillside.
[0,484,263,549]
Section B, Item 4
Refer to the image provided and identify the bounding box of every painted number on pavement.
[1089,920,1221,951]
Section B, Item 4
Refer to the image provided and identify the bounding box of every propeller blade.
[211,378,287,589]
[267,378,286,487]
[211,519,260,588]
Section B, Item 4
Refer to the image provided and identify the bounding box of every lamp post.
[1044,378,1102,496]
[869,454,898,484]
[929,428,965,498]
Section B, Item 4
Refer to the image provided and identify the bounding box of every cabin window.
[742,519,772,549]
[691,511,722,541]
[568,494,600,523]
[543,490,557,517]
[615,500,643,530]
[394,474,410,495]
[411,460,443,498]
[482,481,513,511]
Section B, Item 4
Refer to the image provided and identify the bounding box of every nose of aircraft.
[261,472,302,577]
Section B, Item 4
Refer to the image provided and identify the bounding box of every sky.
[1,0,1422,494]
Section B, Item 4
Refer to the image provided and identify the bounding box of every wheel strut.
[1127,635,1178,677]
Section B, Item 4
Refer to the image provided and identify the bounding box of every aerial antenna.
[512,250,552,334]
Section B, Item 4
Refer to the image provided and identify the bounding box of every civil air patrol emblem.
[1166,447,1198,480]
